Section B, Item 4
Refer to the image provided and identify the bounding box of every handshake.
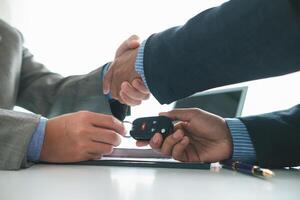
[102,35,150,106]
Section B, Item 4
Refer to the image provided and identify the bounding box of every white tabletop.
[0,164,299,200]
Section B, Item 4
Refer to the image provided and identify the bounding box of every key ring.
[123,121,132,138]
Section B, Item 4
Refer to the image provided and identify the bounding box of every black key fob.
[130,116,174,140]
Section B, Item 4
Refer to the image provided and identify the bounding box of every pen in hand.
[221,160,275,178]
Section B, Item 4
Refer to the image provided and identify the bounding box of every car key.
[129,116,174,140]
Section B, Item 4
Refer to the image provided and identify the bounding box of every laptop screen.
[173,86,247,118]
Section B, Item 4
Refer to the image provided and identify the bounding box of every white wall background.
[1,0,300,124]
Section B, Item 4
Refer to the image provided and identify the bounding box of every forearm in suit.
[0,109,40,170]
[0,20,128,170]
[239,104,300,168]
[2,60,127,170]
[17,48,128,120]
[143,0,300,104]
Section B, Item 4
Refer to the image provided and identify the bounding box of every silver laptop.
[173,86,248,118]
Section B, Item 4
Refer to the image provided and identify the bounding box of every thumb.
[115,35,140,58]
[127,35,140,49]
[103,65,113,95]
[159,109,195,122]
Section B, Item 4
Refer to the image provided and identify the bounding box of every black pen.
[221,160,275,178]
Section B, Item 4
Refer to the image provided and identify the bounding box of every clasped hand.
[103,35,150,106]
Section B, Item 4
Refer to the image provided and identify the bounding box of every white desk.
[0,164,299,200]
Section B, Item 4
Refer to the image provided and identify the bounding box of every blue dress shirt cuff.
[102,63,115,101]
[27,117,47,162]
[135,40,149,89]
[225,118,256,163]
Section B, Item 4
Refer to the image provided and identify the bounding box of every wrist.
[222,118,234,160]
[130,48,140,80]
[102,63,115,101]
[135,40,149,89]
[27,117,47,162]
[225,118,256,162]
[39,117,60,162]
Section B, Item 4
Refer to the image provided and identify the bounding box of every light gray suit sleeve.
[0,50,116,170]
[17,48,113,118]
[1,56,113,170]
[0,109,40,170]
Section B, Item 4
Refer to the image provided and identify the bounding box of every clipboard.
[62,148,211,170]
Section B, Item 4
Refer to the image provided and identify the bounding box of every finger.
[174,121,188,131]
[89,127,122,146]
[127,35,140,47]
[88,113,126,136]
[121,81,150,100]
[119,90,142,106]
[103,65,113,95]
[160,129,185,155]
[127,37,140,49]
[131,79,150,95]
[149,133,164,151]
[86,142,114,156]
[136,141,149,147]
[159,109,196,122]
[172,136,190,161]
[115,35,140,57]
[89,153,102,160]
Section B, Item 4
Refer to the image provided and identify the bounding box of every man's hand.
[103,35,150,106]
[119,79,150,106]
[40,111,125,163]
[137,108,233,163]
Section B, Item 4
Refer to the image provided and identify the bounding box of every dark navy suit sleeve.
[240,105,300,168]
[143,0,300,104]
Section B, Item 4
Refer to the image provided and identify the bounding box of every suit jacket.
[0,19,127,170]
[142,0,300,168]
